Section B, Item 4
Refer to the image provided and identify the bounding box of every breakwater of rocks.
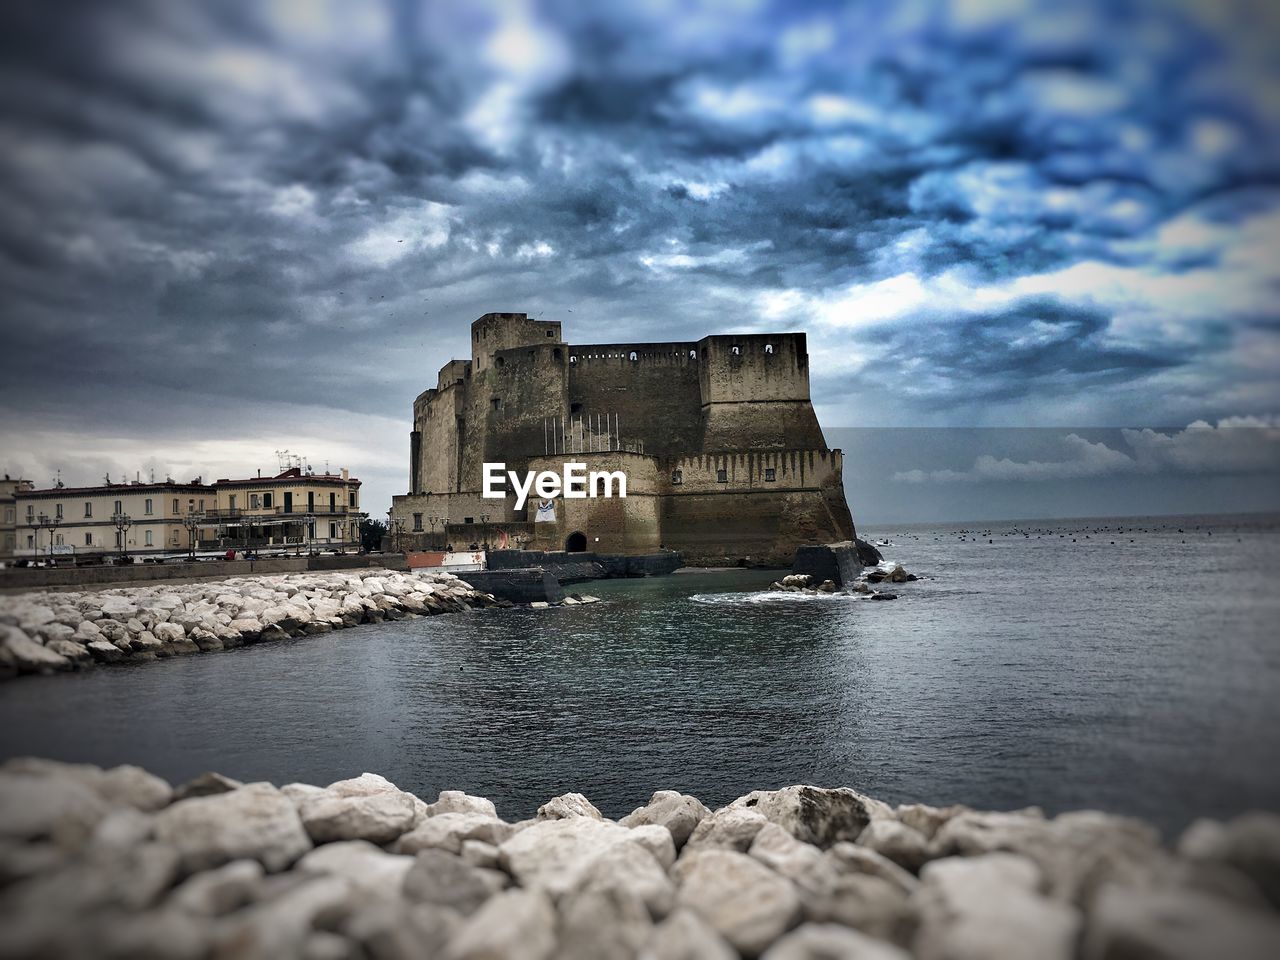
[0,761,1276,959]
[0,570,505,681]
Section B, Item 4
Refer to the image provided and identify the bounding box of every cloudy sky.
[1,0,1277,522]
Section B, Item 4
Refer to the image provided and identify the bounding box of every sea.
[2,512,1277,839]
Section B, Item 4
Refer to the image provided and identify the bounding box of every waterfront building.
[391,312,855,564]
[13,480,218,561]
[208,467,363,552]
[12,467,364,560]
[1,475,34,562]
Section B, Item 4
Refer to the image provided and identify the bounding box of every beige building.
[13,481,218,561]
[12,466,365,561]
[1,475,34,562]
[209,467,363,551]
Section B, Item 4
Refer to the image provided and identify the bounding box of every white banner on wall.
[534,499,557,523]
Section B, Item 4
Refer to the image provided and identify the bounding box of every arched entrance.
[565,531,588,553]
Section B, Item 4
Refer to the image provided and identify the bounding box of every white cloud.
[893,417,1280,483]
[346,202,452,267]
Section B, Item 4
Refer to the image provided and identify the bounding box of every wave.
[689,591,882,606]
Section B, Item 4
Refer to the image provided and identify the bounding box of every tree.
[360,518,387,552]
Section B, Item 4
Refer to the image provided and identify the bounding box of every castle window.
[413,513,423,532]
[570,402,583,414]
[546,330,554,336]
[491,398,502,414]
[731,345,741,356]
[689,349,697,360]
[570,355,577,364]
[671,470,683,485]
[629,351,638,361]
[464,517,474,524]
[764,468,777,481]
[553,348,563,361]
[716,468,728,483]
[495,356,505,368]
[764,343,774,354]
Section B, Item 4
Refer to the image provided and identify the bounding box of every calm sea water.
[2,513,1278,837]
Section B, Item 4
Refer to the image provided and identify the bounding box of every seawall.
[0,759,1275,958]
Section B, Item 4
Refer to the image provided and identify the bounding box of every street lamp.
[427,515,440,547]
[479,513,491,550]
[111,512,131,563]
[37,512,61,561]
[304,513,315,556]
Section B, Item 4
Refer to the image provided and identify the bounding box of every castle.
[390,313,855,565]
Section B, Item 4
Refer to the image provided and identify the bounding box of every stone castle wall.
[393,314,855,565]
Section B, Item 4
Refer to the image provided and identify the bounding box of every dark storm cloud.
[0,0,1278,512]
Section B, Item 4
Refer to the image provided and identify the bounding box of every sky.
[0,0,1277,523]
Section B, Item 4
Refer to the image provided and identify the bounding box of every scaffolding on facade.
[542,413,645,456]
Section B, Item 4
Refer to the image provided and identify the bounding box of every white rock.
[913,853,1079,960]
[426,789,499,819]
[558,885,654,960]
[0,771,107,848]
[444,888,557,960]
[572,838,676,919]
[623,790,711,850]
[761,923,912,960]
[857,818,931,871]
[395,812,516,854]
[1,626,71,672]
[685,806,771,853]
[153,782,312,873]
[498,817,637,896]
[169,858,264,915]
[671,848,803,956]
[730,785,894,848]
[299,790,417,844]
[403,848,505,915]
[296,839,414,899]
[641,908,738,960]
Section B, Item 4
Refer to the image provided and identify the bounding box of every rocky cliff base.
[1,760,1277,959]
[0,570,502,682]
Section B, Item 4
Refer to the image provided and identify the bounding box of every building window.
[250,494,261,509]
[689,349,697,359]
[55,534,63,546]
[84,533,92,546]
[671,470,683,485]
[172,498,179,513]
[491,397,502,413]
[4,508,11,523]
[731,345,741,356]
[764,468,776,482]
[26,535,34,549]
[348,492,355,507]
[84,502,92,518]
[145,530,153,546]
[198,499,204,511]
[716,468,728,483]
[464,517,474,524]
[263,493,273,508]
[113,500,122,515]
[495,356,505,368]
[229,494,237,510]
[55,503,63,519]
[569,355,577,364]
[144,498,153,515]
[629,351,638,361]
[413,513,423,531]
[329,522,337,540]
[764,343,774,354]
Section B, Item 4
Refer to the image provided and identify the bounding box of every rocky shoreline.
[0,761,1277,959]
[0,570,506,682]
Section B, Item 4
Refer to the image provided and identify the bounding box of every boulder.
[443,888,557,960]
[1178,812,1280,908]
[671,848,803,956]
[295,838,414,899]
[1081,883,1280,960]
[536,791,605,821]
[827,841,920,894]
[729,785,893,849]
[426,789,500,819]
[173,771,245,801]
[761,923,912,960]
[0,771,108,848]
[168,858,265,915]
[86,639,124,663]
[97,596,138,619]
[403,848,505,915]
[857,819,931,871]
[912,853,1079,960]
[46,638,92,663]
[622,790,711,850]
[153,782,312,873]
[395,812,516,855]
[571,838,677,919]
[498,817,637,897]
[1,626,71,673]
[558,885,654,960]
[685,806,771,853]
[642,907,738,960]
[299,790,417,844]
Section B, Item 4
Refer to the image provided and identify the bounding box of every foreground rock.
[0,569,503,681]
[0,760,1277,959]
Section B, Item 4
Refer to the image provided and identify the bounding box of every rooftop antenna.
[104,472,111,485]
[54,470,64,489]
